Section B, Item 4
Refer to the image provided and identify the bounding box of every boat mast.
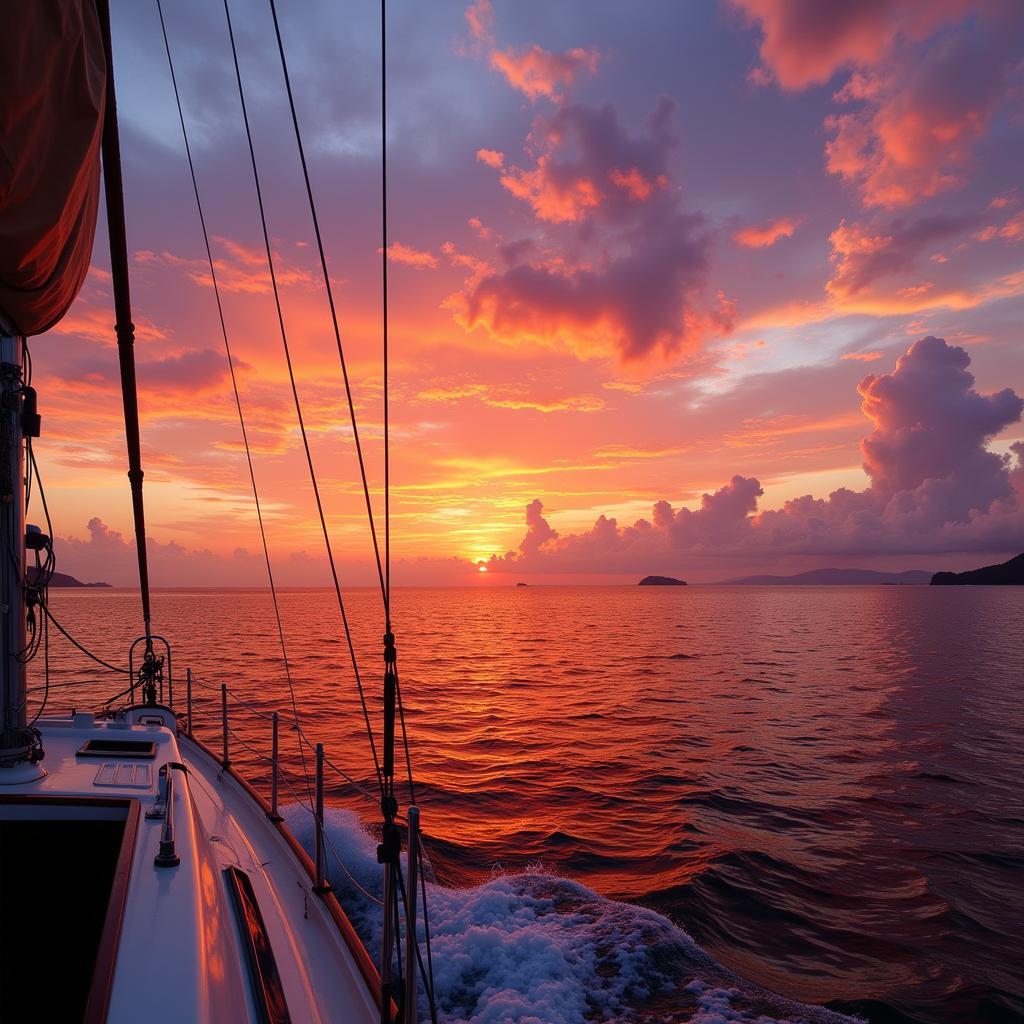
[0,330,40,777]
[95,0,156,656]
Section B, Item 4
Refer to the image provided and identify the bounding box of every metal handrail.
[178,667,432,1020]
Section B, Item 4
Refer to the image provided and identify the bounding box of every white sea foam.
[283,805,861,1024]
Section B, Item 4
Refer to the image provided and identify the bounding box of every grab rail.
[171,669,435,1023]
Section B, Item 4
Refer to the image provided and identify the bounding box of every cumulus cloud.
[454,97,729,359]
[453,2,731,361]
[731,0,972,90]
[733,216,802,248]
[520,498,559,555]
[858,336,1022,510]
[824,11,1024,208]
[481,337,1024,574]
[496,98,678,225]
[732,1,1023,209]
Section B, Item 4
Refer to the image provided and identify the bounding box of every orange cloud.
[823,11,1022,209]
[458,95,736,360]
[733,2,1019,210]
[464,0,494,45]
[488,98,678,226]
[731,0,971,91]
[384,242,438,269]
[975,210,1024,245]
[609,167,666,202]
[476,148,505,170]
[467,216,495,241]
[723,412,862,448]
[825,215,975,303]
[500,157,601,223]
[50,305,168,345]
[134,238,316,295]
[490,44,599,101]
[841,351,885,362]
[733,216,801,248]
[417,382,604,413]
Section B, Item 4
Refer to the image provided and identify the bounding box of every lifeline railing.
[177,668,435,1023]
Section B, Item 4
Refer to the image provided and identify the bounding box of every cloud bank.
[52,345,1021,585]
[481,337,1024,575]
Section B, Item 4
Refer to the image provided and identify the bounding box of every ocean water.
[34,585,1024,1023]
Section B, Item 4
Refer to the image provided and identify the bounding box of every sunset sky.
[36,0,1024,585]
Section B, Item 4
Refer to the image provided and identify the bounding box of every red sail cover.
[0,2,105,336]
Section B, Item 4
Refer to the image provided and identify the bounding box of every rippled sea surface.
[37,586,1024,1023]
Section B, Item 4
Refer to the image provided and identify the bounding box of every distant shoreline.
[48,581,1021,591]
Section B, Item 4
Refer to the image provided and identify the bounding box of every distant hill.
[931,553,1024,586]
[26,567,110,589]
[720,567,932,586]
[639,575,687,586]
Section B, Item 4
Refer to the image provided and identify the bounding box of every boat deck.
[0,708,380,1024]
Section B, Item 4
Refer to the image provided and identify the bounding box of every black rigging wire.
[155,0,312,803]
[380,0,391,624]
[28,446,53,543]
[28,608,49,726]
[266,0,388,615]
[41,603,131,675]
[221,0,382,791]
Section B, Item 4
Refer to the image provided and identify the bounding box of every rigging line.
[394,672,417,806]
[394,860,440,1023]
[27,608,48,727]
[265,0,388,617]
[40,601,131,675]
[27,447,53,548]
[269,766,386,906]
[184,674,379,804]
[296,730,379,805]
[156,0,312,804]
[381,0,390,622]
[221,0,383,791]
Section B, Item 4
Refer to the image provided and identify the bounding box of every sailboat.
[0,2,431,1022]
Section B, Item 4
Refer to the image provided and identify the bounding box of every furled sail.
[0,1,105,336]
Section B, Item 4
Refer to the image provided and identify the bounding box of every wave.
[284,805,861,1024]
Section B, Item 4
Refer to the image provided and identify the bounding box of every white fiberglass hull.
[0,708,381,1023]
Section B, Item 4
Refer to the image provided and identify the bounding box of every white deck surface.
[5,709,379,1024]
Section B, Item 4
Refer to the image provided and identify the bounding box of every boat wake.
[284,806,860,1024]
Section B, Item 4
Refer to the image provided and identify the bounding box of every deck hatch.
[77,738,157,759]
[93,761,153,788]
[0,796,139,1024]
